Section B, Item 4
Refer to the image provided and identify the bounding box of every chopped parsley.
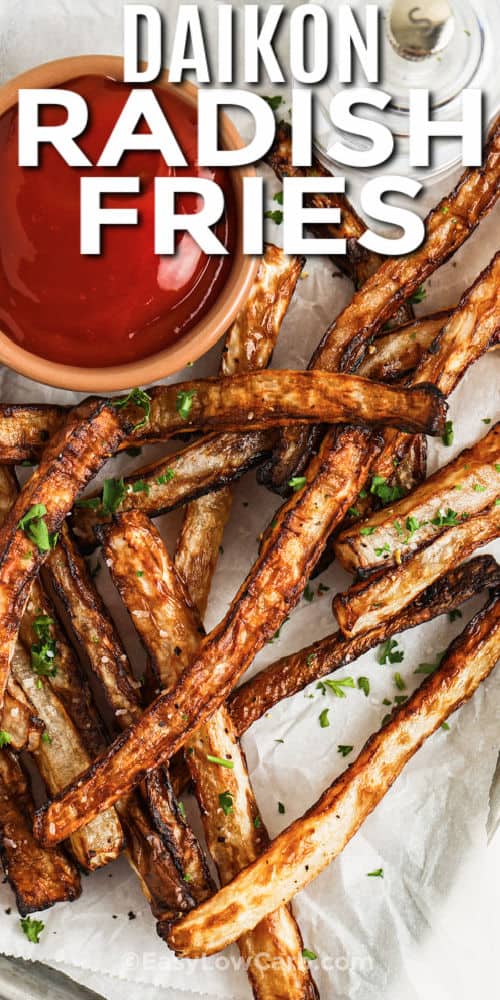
[303,583,314,602]
[206,754,234,769]
[472,483,486,492]
[157,469,175,485]
[31,615,57,678]
[306,653,316,667]
[268,616,289,643]
[41,731,52,744]
[278,801,285,814]
[75,496,100,510]
[337,744,353,757]
[102,477,126,514]
[273,190,284,205]
[20,916,45,943]
[482,418,491,424]
[288,476,307,492]
[302,948,317,961]
[0,730,12,748]
[177,801,186,819]
[378,639,404,665]
[441,420,454,446]
[360,525,376,536]
[111,387,151,431]
[18,505,58,553]
[219,791,234,816]
[132,479,151,495]
[431,507,460,527]
[357,676,370,697]
[254,815,262,828]
[319,708,330,728]
[449,608,462,623]
[317,677,355,698]
[393,672,406,690]
[348,506,361,518]
[265,209,284,225]
[414,651,445,674]
[176,389,196,421]
[263,95,283,111]
[410,284,426,303]
[370,475,404,504]
[441,721,450,731]
[367,868,384,878]
[375,543,390,557]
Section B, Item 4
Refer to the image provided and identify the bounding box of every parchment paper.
[0,2,498,998]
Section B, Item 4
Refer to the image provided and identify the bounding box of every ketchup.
[0,75,236,367]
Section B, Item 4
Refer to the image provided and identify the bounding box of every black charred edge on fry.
[145,768,216,896]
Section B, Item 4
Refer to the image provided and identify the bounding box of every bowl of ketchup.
[0,55,259,390]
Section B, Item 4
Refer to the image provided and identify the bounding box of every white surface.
[0,2,499,999]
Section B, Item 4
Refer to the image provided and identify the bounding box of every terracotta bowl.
[0,55,259,391]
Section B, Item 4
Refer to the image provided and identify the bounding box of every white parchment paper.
[0,2,499,998]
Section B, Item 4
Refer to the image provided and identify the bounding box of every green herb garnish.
[20,917,45,944]
[18,505,58,553]
[441,420,454,446]
[357,676,370,697]
[219,791,234,816]
[111,387,151,430]
[101,478,126,514]
[288,476,307,492]
[378,639,404,665]
[319,708,330,728]
[337,745,353,757]
[207,754,234,769]
[176,389,197,421]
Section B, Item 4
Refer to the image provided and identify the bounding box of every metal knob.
[387,0,456,60]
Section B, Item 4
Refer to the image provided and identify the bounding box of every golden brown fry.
[334,504,499,637]
[34,424,381,845]
[336,423,500,574]
[0,398,128,710]
[220,243,305,372]
[165,594,500,956]
[358,311,451,382]
[174,490,233,619]
[72,429,273,552]
[46,524,212,910]
[229,554,500,733]
[140,371,445,438]
[0,404,64,463]
[261,118,500,491]
[0,751,81,916]
[103,513,318,999]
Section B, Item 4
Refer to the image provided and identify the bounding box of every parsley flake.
[111,388,151,431]
[219,791,234,816]
[20,916,45,943]
[337,744,353,757]
[176,389,197,421]
[378,639,404,665]
[207,754,234,769]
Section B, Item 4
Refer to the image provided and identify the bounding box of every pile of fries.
[0,119,498,999]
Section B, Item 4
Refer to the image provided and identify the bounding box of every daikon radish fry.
[336,423,500,574]
[34,425,381,845]
[334,504,500,637]
[11,642,124,872]
[220,243,305,374]
[103,513,318,1000]
[2,677,43,751]
[174,490,233,619]
[0,398,129,710]
[141,371,446,439]
[0,751,81,916]
[229,554,500,734]
[165,594,500,957]
[72,429,275,553]
[358,311,451,382]
[46,524,141,729]
[47,524,212,908]
[0,404,64,463]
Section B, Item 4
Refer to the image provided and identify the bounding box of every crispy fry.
[260,118,500,491]
[34,425,381,845]
[174,490,233,619]
[0,404,65,463]
[358,311,452,382]
[0,751,81,915]
[72,429,273,552]
[0,398,128,710]
[11,642,124,871]
[165,594,500,956]
[334,504,499,637]
[46,524,212,911]
[103,513,318,999]
[138,372,446,438]
[229,555,500,733]
[336,423,500,574]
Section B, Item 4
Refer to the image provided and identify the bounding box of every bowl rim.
[0,54,260,391]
